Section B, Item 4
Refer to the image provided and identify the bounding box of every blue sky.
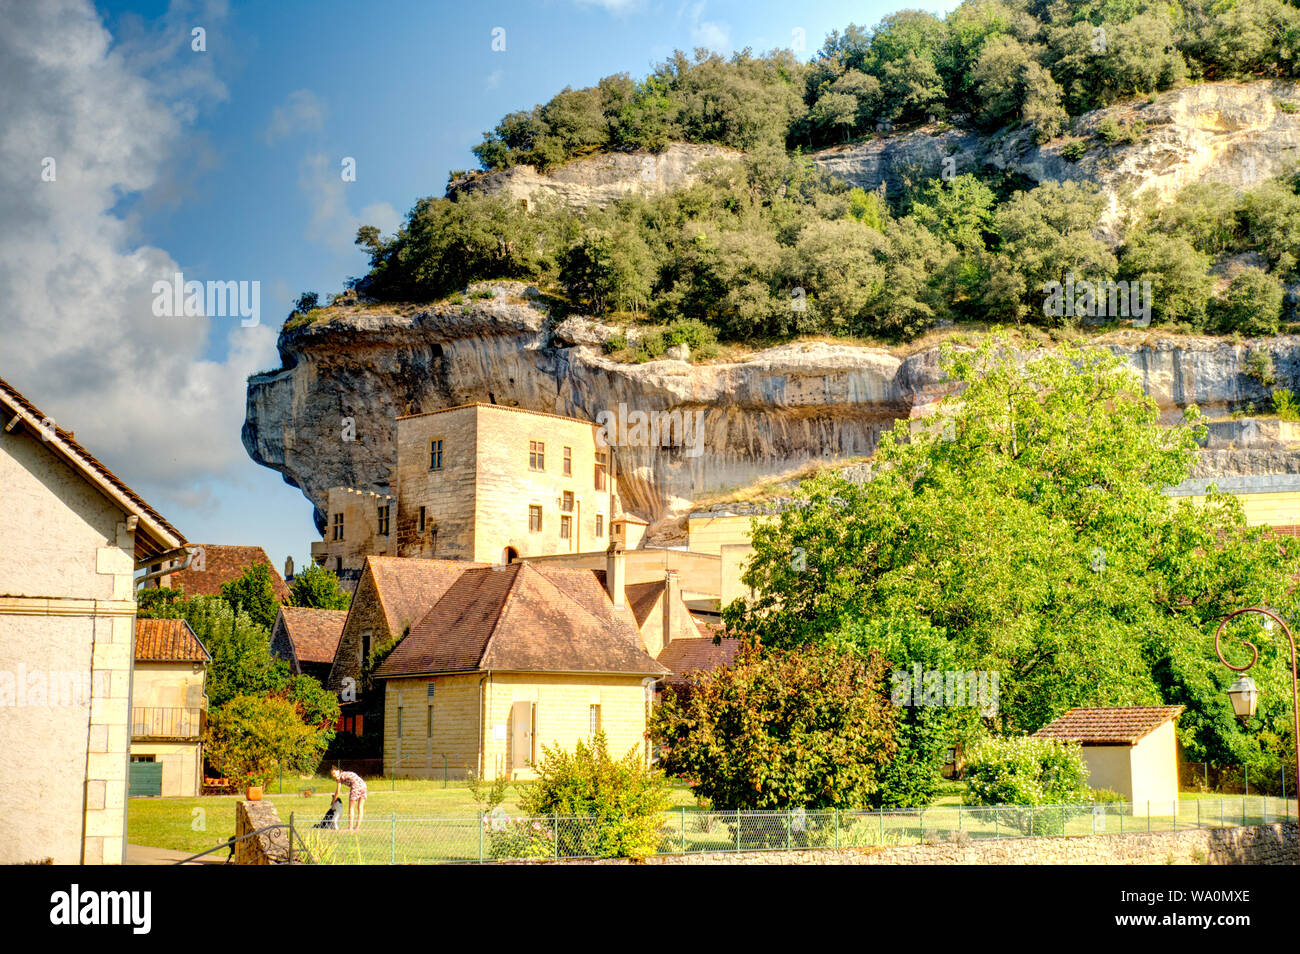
[1,0,954,573]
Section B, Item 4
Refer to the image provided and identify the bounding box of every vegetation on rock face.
[721,338,1300,783]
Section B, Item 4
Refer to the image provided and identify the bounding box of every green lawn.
[127,777,702,857]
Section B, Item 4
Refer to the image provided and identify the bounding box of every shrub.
[652,642,898,810]
[1210,268,1285,336]
[1244,348,1277,386]
[516,733,672,859]
[1274,387,1300,421]
[963,735,1092,832]
[203,694,330,787]
[1060,140,1087,162]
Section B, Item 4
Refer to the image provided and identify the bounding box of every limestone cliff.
[243,285,1300,532]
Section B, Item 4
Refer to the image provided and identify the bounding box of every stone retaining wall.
[546,823,1297,865]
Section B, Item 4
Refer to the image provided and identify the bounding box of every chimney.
[605,543,626,610]
[662,569,680,651]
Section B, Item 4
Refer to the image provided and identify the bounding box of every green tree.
[179,596,289,708]
[219,561,280,631]
[289,561,351,611]
[1118,231,1215,328]
[651,642,898,810]
[723,337,1300,763]
[203,694,331,787]
[1210,267,1286,336]
[963,736,1094,830]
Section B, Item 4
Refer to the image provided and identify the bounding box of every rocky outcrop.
[446,143,742,210]
[242,287,1300,531]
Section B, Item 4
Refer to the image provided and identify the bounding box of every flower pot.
[245,786,263,801]
[301,789,314,798]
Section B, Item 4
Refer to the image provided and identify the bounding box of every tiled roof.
[364,556,488,637]
[165,545,291,602]
[375,563,668,678]
[1033,706,1184,746]
[135,618,209,662]
[0,375,185,561]
[657,636,741,684]
[277,607,347,664]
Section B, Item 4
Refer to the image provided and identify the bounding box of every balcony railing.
[131,706,204,740]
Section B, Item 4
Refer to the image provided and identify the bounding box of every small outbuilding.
[1034,705,1183,815]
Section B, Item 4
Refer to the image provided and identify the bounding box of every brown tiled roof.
[1033,706,1184,746]
[135,618,209,662]
[277,607,347,664]
[166,545,291,602]
[658,636,741,684]
[0,375,185,561]
[375,563,668,678]
[624,581,664,628]
[365,556,488,637]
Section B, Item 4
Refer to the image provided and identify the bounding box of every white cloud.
[573,0,645,13]
[682,2,730,52]
[0,0,277,494]
[265,89,327,144]
[299,153,402,255]
[485,69,503,92]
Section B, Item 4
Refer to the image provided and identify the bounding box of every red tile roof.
[657,636,741,684]
[364,556,488,638]
[1033,706,1184,746]
[276,607,347,664]
[375,563,668,678]
[0,375,185,561]
[164,545,291,602]
[135,618,209,662]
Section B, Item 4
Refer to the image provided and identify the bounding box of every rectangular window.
[595,514,604,537]
[562,491,574,513]
[529,505,543,532]
[594,452,607,491]
[336,557,343,574]
[418,506,426,533]
[589,704,601,738]
[397,707,403,739]
[426,704,434,738]
[560,515,572,539]
[529,440,545,471]
[377,504,390,536]
[563,446,572,476]
[332,512,344,540]
[429,439,443,471]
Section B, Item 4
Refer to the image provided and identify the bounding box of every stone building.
[309,487,394,589]
[0,375,188,864]
[146,543,291,602]
[392,403,619,564]
[129,618,209,798]
[270,606,347,684]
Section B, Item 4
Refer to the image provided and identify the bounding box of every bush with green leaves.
[516,733,672,859]
[964,735,1093,833]
[203,694,332,787]
[289,561,351,610]
[1210,268,1285,336]
[1273,387,1300,421]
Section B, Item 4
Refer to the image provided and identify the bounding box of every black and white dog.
[313,796,344,830]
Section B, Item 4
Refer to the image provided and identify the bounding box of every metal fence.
[291,795,1295,864]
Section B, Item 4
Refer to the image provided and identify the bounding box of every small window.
[429,524,438,552]
[429,439,443,471]
[529,440,545,471]
[562,491,574,513]
[377,504,390,536]
[397,708,403,738]
[560,515,572,539]
[332,512,344,540]
[336,557,343,574]
[427,682,436,698]
[589,704,601,738]
[594,452,607,491]
[427,703,434,737]
[529,505,543,532]
[418,506,426,533]
[595,514,604,537]
[563,446,572,476]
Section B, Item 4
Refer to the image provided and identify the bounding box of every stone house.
[391,403,620,564]
[146,543,291,602]
[309,487,394,589]
[129,618,209,798]
[0,375,187,864]
[1034,705,1184,814]
[270,606,347,684]
[374,561,668,780]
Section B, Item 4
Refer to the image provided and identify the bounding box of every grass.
[127,777,701,857]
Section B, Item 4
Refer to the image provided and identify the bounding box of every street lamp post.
[1213,606,1300,862]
